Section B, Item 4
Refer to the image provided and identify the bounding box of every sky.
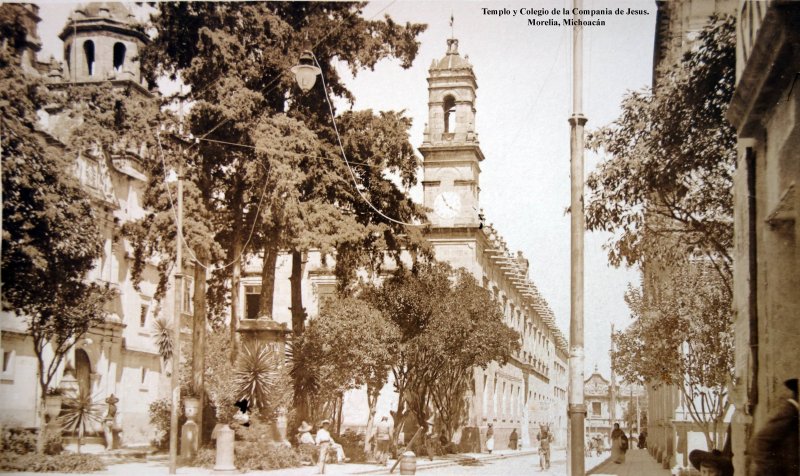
[33,0,657,382]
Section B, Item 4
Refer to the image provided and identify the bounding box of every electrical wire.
[311,51,423,228]
[197,137,376,168]
[155,129,271,272]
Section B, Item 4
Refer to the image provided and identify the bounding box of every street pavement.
[3,446,671,475]
[587,447,671,476]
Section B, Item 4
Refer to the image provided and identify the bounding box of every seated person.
[297,421,316,464]
[316,420,347,464]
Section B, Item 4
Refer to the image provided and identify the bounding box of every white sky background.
[34,0,657,382]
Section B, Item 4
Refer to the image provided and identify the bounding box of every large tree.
[140,2,429,365]
[364,262,520,443]
[585,15,736,290]
[612,265,733,450]
[295,296,398,452]
[0,4,114,453]
[586,15,736,450]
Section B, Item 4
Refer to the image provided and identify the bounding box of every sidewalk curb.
[352,450,540,474]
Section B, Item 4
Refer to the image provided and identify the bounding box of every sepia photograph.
[0,0,797,475]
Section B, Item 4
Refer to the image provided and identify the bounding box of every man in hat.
[689,449,733,476]
[315,420,333,474]
[749,378,799,475]
[298,421,314,445]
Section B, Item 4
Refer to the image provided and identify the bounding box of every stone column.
[236,318,290,444]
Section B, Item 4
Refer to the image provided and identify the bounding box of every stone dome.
[73,2,135,24]
[431,38,473,71]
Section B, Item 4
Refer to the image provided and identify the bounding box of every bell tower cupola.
[420,37,485,228]
[58,2,149,93]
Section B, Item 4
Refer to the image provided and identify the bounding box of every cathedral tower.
[58,2,148,91]
[419,38,485,228]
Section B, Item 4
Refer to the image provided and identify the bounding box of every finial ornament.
[446,38,459,55]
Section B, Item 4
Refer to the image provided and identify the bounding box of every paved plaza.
[1,447,676,476]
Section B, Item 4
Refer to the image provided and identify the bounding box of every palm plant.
[60,387,104,454]
[234,342,280,411]
[152,316,173,363]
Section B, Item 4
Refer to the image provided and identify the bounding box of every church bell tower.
[419,37,485,228]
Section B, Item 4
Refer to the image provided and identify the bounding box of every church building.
[257,36,570,450]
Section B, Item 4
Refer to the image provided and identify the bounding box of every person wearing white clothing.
[315,420,345,473]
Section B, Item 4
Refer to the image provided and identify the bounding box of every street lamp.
[291,50,321,93]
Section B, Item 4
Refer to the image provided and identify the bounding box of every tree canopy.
[612,265,733,449]
[585,15,736,288]
[364,262,520,440]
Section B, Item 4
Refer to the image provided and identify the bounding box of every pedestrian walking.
[374,416,391,466]
[485,423,495,454]
[610,423,628,464]
[509,428,519,450]
[749,378,799,476]
[316,420,332,474]
[537,424,553,470]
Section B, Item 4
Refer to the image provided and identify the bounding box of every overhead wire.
[311,51,424,228]
[155,129,271,272]
[156,0,418,273]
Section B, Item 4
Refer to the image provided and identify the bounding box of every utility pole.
[610,323,616,427]
[168,113,185,475]
[567,0,587,473]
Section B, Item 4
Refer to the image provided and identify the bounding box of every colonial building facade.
[727,1,800,474]
[0,3,175,448]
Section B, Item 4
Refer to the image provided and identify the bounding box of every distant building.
[727,1,800,474]
[584,368,647,443]
[0,3,174,448]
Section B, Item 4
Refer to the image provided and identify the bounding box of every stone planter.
[184,396,201,421]
[44,395,62,421]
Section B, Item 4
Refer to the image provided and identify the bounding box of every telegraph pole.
[567,0,587,473]
[610,324,616,427]
[168,106,185,475]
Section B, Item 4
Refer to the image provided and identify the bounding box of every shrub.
[337,430,367,463]
[0,453,105,472]
[148,398,184,450]
[1,427,36,455]
[236,441,301,471]
[189,447,216,468]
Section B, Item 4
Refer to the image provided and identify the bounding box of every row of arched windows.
[67,39,128,77]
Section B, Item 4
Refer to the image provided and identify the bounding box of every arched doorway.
[75,349,92,396]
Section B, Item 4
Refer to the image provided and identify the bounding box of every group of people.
[296,419,347,474]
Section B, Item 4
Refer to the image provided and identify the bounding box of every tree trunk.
[229,190,243,363]
[336,395,344,437]
[363,385,379,454]
[290,250,306,335]
[35,397,46,455]
[258,241,278,318]
[192,249,208,444]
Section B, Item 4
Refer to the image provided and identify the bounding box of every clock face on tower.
[433,191,461,219]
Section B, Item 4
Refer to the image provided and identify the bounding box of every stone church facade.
[0,4,175,448]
